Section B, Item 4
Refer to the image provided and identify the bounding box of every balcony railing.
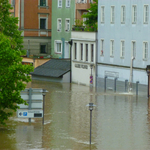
[75,0,93,3]
[72,25,97,32]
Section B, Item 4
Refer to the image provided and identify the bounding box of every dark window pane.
[81,44,83,60]
[40,19,46,29]
[40,0,46,6]
[40,45,46,53]
[86,44,88,61]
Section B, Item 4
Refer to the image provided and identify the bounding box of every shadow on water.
[0,80,150,150]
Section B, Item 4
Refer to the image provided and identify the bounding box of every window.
[111,6,115,23]
[89,0,93,3]
[91,44,94,62]
[40,18,46,29]
[132,5,137,23]
[77,0,87,3]
[101,6,105,23]
[110,40,114,56]
[74,43,77,60]
[80,0,86,3]
[86,44,88,61]
[55,41,62,53]
[66,0,70,7]
[65,19,70,31]
[143,42,148,59]
[11,0,15,5]
[132,41,136,58]
[100,39,104,55]
[57,18,62,31]
[40,45,47,53]
[80,43,83,60]
[83,12,88,26]
[40,0,46,6]
[120,41,125,57]
[121,6,125,23]
[58,0,62,7]
[144,5,149,24]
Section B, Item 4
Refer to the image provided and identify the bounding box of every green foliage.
[82,0,98,29]
[0,0,33,125]
[75,19,83,27]
[84,24,97,32]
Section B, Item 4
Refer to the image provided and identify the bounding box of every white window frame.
[144,5,149,24]
[120,40,125,58]
[11,0,15,5]
[58,0,62,8]
[111,6,115,23]
[57,18,62,32]
[55,40,62,54]
[66,0,70,7]
[65,18,70,31]
[143,42,148,60]
[101,6,105,23]
[80,0,87,3]
[83,12,88,26]
[132,5,137,24]
[110,40,114,57]
[121,6,125,24]
[131,41,136,58]
[100,39,104,55]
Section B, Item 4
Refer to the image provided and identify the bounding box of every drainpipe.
[95,32,98,89]
[128,56,135,92]
[68,40,73,83]
[14,0,16,17]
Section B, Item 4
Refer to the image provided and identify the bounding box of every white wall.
[71,31,97,87]
[97,64,148,85]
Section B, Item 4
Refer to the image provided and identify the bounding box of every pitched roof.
[30,59,70,78]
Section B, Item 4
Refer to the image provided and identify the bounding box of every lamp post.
[86,103,96,145]
[42,89,48,125]
[68,40,73,83]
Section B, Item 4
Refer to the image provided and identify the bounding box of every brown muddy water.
[0,80,150,150]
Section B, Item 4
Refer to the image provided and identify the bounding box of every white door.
[65,42,69,58]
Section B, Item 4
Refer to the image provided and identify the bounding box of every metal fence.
[97,77,148,97]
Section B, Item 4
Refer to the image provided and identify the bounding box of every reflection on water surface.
[0,80,150,150]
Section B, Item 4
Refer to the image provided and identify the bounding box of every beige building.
[75,0,93,23]
[9,0,52,57]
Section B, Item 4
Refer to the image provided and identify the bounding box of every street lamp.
[86,103,96,145]
[90,64,93,76]
[42,89,48,125]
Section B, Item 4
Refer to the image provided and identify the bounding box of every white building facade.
[71,31,97,87]
[97,0,150,90]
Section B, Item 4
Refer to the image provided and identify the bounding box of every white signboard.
[17,88,48,120]
[17,110,43,118]
[105,71,119,78]
[18,102,43,109]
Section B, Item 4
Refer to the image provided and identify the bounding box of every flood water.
[0,80,150,150]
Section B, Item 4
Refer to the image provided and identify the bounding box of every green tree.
[82,0,98,31]
[0,0,33,125]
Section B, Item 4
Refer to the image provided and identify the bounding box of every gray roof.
[30,59,70,78]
